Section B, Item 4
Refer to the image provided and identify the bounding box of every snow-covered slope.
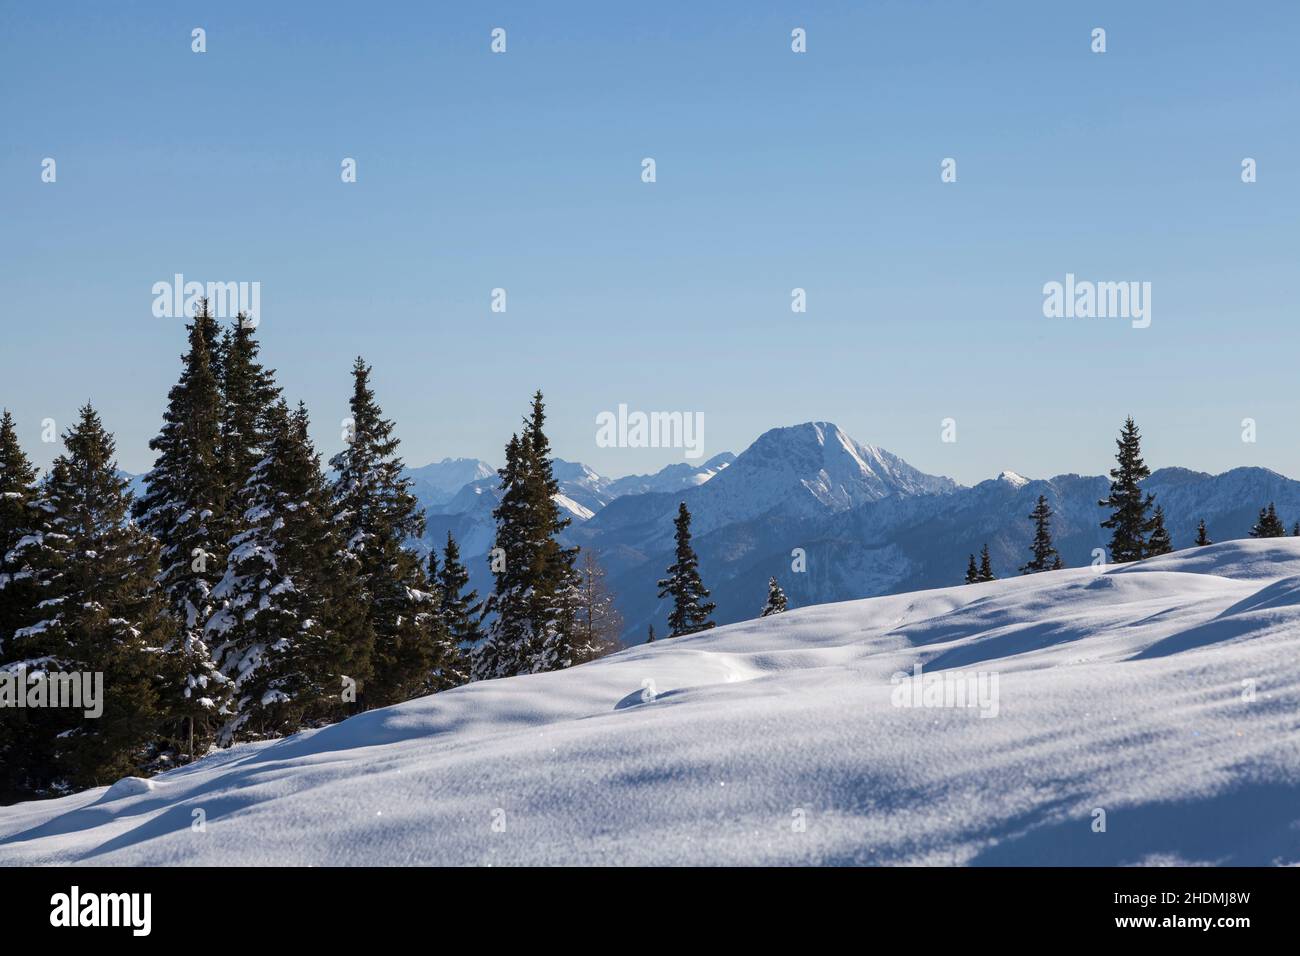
[4,539,1298,866]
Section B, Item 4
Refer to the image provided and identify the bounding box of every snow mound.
[100,777,156,801]
[3,538,1300,866]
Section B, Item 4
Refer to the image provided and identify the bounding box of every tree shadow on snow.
[969,778,1300,866]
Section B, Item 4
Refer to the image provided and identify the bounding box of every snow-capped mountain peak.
[697,421,958,527]
[997,470,1031,488]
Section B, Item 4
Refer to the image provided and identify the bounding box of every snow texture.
[2,538,1298,866]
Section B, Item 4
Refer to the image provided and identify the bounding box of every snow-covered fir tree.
[3,406,172,794]
[657,501,716,637]
[1020,495,1061,574]
[133,308,230,756]
[977,544,996,582]
[1194,519,1212,546]
[1249,502,1286,538]
[435,530,478,683]
[1099,417,1155,562]
[1146,505,1173,556]
[207,402,374,742]
[760,576,788,616]
[0,410,40,656]
[216,314,281,521]
[522,392,583,673]
[476,393,582,678]
[329,358,454,704]
[964,553,979,584]
[0,409,48,800]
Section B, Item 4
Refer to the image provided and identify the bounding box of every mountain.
[416,453,738,563]
[404,458,495,508]
[7,538,1297,865]
[604,452,735,497]
[131,424,1300,648]
[574,431,1300,641]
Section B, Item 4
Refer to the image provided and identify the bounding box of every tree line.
[962,416,1297,584]
[0,306,626,800]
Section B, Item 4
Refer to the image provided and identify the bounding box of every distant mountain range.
[414,422,1300,643]
[128,422,1300,645]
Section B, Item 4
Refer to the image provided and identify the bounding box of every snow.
[101,777,155,801]
[997,469,1030,488]
[551,493,595,521]
[2,538,1299,866]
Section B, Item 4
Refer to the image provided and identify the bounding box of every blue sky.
[2,1,1297,484]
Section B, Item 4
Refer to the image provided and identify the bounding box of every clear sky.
[2,1,1297,485]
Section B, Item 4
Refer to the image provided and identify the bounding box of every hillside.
[2,539,1297,866]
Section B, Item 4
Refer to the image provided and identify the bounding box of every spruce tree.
[207,402,375,742]
[977,544,996,582]
[0,410,40,655]
[646,624,656,644]
[1195,519,1211,547]
[1249,502,1286,538]
[436,530,482,670]
[474,433,528,680]
[522,392,583,673]
[1099,417,1156,563]
[964,553,979,584]
[1020,495,1061,574]
[134,310,231,757]
[1145,505,1173,556]
[657,502,716,637]
[217,314,281,518]
[0,410,46,800]
[760,576,788,616]
[1293,522,1299,537]
[329,358,451,705]
[4,406,172,793]
[477,393,583,677]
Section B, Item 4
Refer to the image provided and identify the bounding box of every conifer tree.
[329,358,450,705]
[1099,417,1156,563]
[1020,495,1061,574]
[0,410,47,799]
[1249,502,1286,538]
[977,544,996,582]
[436,530,482,664]
[134,309,230,756]
[646,624,656,644]
[657,502,716,636]
[0,410,40,654]
[572,550,621,663]
[964,553,979,584]
[477,393,583,677]
[207,402,374,742]
[1195,519,1212,547]
[1145,505,1173,556]
[760,576,788,616]
[4,406,172,793]
[474,434,528,680]
[522,392,583,673]
[216,315,281,518]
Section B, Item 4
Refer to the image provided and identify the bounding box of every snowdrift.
[3,539,1299,866]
